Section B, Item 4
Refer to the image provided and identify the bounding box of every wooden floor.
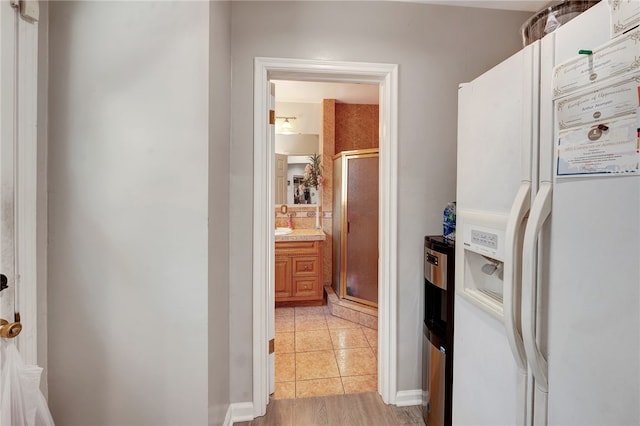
[234,392,425,426]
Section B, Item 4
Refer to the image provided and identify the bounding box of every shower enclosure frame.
[333,148,380,308]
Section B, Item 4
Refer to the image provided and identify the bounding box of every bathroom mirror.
[274,134,320,206]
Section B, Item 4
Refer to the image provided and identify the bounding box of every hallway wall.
[209,1,232,424]
[229,1,530,401]
[47,2,213,424]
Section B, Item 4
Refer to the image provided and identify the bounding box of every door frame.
[252,57,398,416]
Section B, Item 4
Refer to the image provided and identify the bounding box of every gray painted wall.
[47,2,211,424]
[209,1,231,425]
[229,1,531,401]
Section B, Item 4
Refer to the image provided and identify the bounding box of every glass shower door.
[342,150,379,306]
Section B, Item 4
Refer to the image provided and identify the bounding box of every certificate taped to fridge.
[557,116,639,177]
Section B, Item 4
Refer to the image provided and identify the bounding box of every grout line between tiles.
[277,305,379,398]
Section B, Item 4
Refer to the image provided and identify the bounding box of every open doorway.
[272,80,380,398]
[252,57,398,418]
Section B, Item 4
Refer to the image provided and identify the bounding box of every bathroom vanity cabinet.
[275,240,324,306]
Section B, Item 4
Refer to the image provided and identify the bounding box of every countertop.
[275,228,326,242]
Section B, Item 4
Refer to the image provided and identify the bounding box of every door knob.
[0,319,22,338]
[0,274,7,292]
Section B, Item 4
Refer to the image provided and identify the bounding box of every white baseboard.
[395,389,422,407]
[225,401,254,425]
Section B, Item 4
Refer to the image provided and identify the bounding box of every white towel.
[0,339,54,426]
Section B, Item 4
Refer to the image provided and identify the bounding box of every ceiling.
[274,80,380,105]
[399,0,550,12]
[274,0,549,105]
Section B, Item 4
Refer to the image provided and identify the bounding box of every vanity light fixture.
[281,118,293,132]
[276,116,296,134]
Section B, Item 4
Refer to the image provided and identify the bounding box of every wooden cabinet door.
[275,255,292,298]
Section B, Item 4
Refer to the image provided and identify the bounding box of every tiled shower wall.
[322,100,336,287]
[335,103,379,153]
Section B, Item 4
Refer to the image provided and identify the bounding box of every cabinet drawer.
[292,256,318,276]
[294,277,319,297]
[275,240,318,255]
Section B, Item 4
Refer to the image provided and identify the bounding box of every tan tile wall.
[275,205,321,229]
[335,104,379,153]
[322,100,336,287]
[322,99,336,212]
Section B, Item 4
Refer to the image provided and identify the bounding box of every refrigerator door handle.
[504,182,532,426]
[522,181,551,392]
[503,181,530,372]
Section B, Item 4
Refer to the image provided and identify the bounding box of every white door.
[0,0,41,364]
[0,0,18,328]
[453,42,538,425]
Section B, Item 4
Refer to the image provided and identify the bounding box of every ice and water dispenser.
[457,212,507,318]
[422,236,455,426]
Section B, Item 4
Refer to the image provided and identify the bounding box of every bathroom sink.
[275,227,293,236]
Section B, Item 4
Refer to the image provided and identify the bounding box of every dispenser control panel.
[470,230,498,249]
[463,224,504,260]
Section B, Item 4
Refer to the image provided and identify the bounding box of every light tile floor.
[274,305,378,399]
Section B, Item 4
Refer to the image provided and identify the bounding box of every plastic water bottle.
[443,202,456,241]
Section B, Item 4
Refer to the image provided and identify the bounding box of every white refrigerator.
[453,2,640,425]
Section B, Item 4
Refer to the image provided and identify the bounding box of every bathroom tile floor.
[274,305,378,399]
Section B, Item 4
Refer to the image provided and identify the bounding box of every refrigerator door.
[453,42,538,425]
[534,2,640,425]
